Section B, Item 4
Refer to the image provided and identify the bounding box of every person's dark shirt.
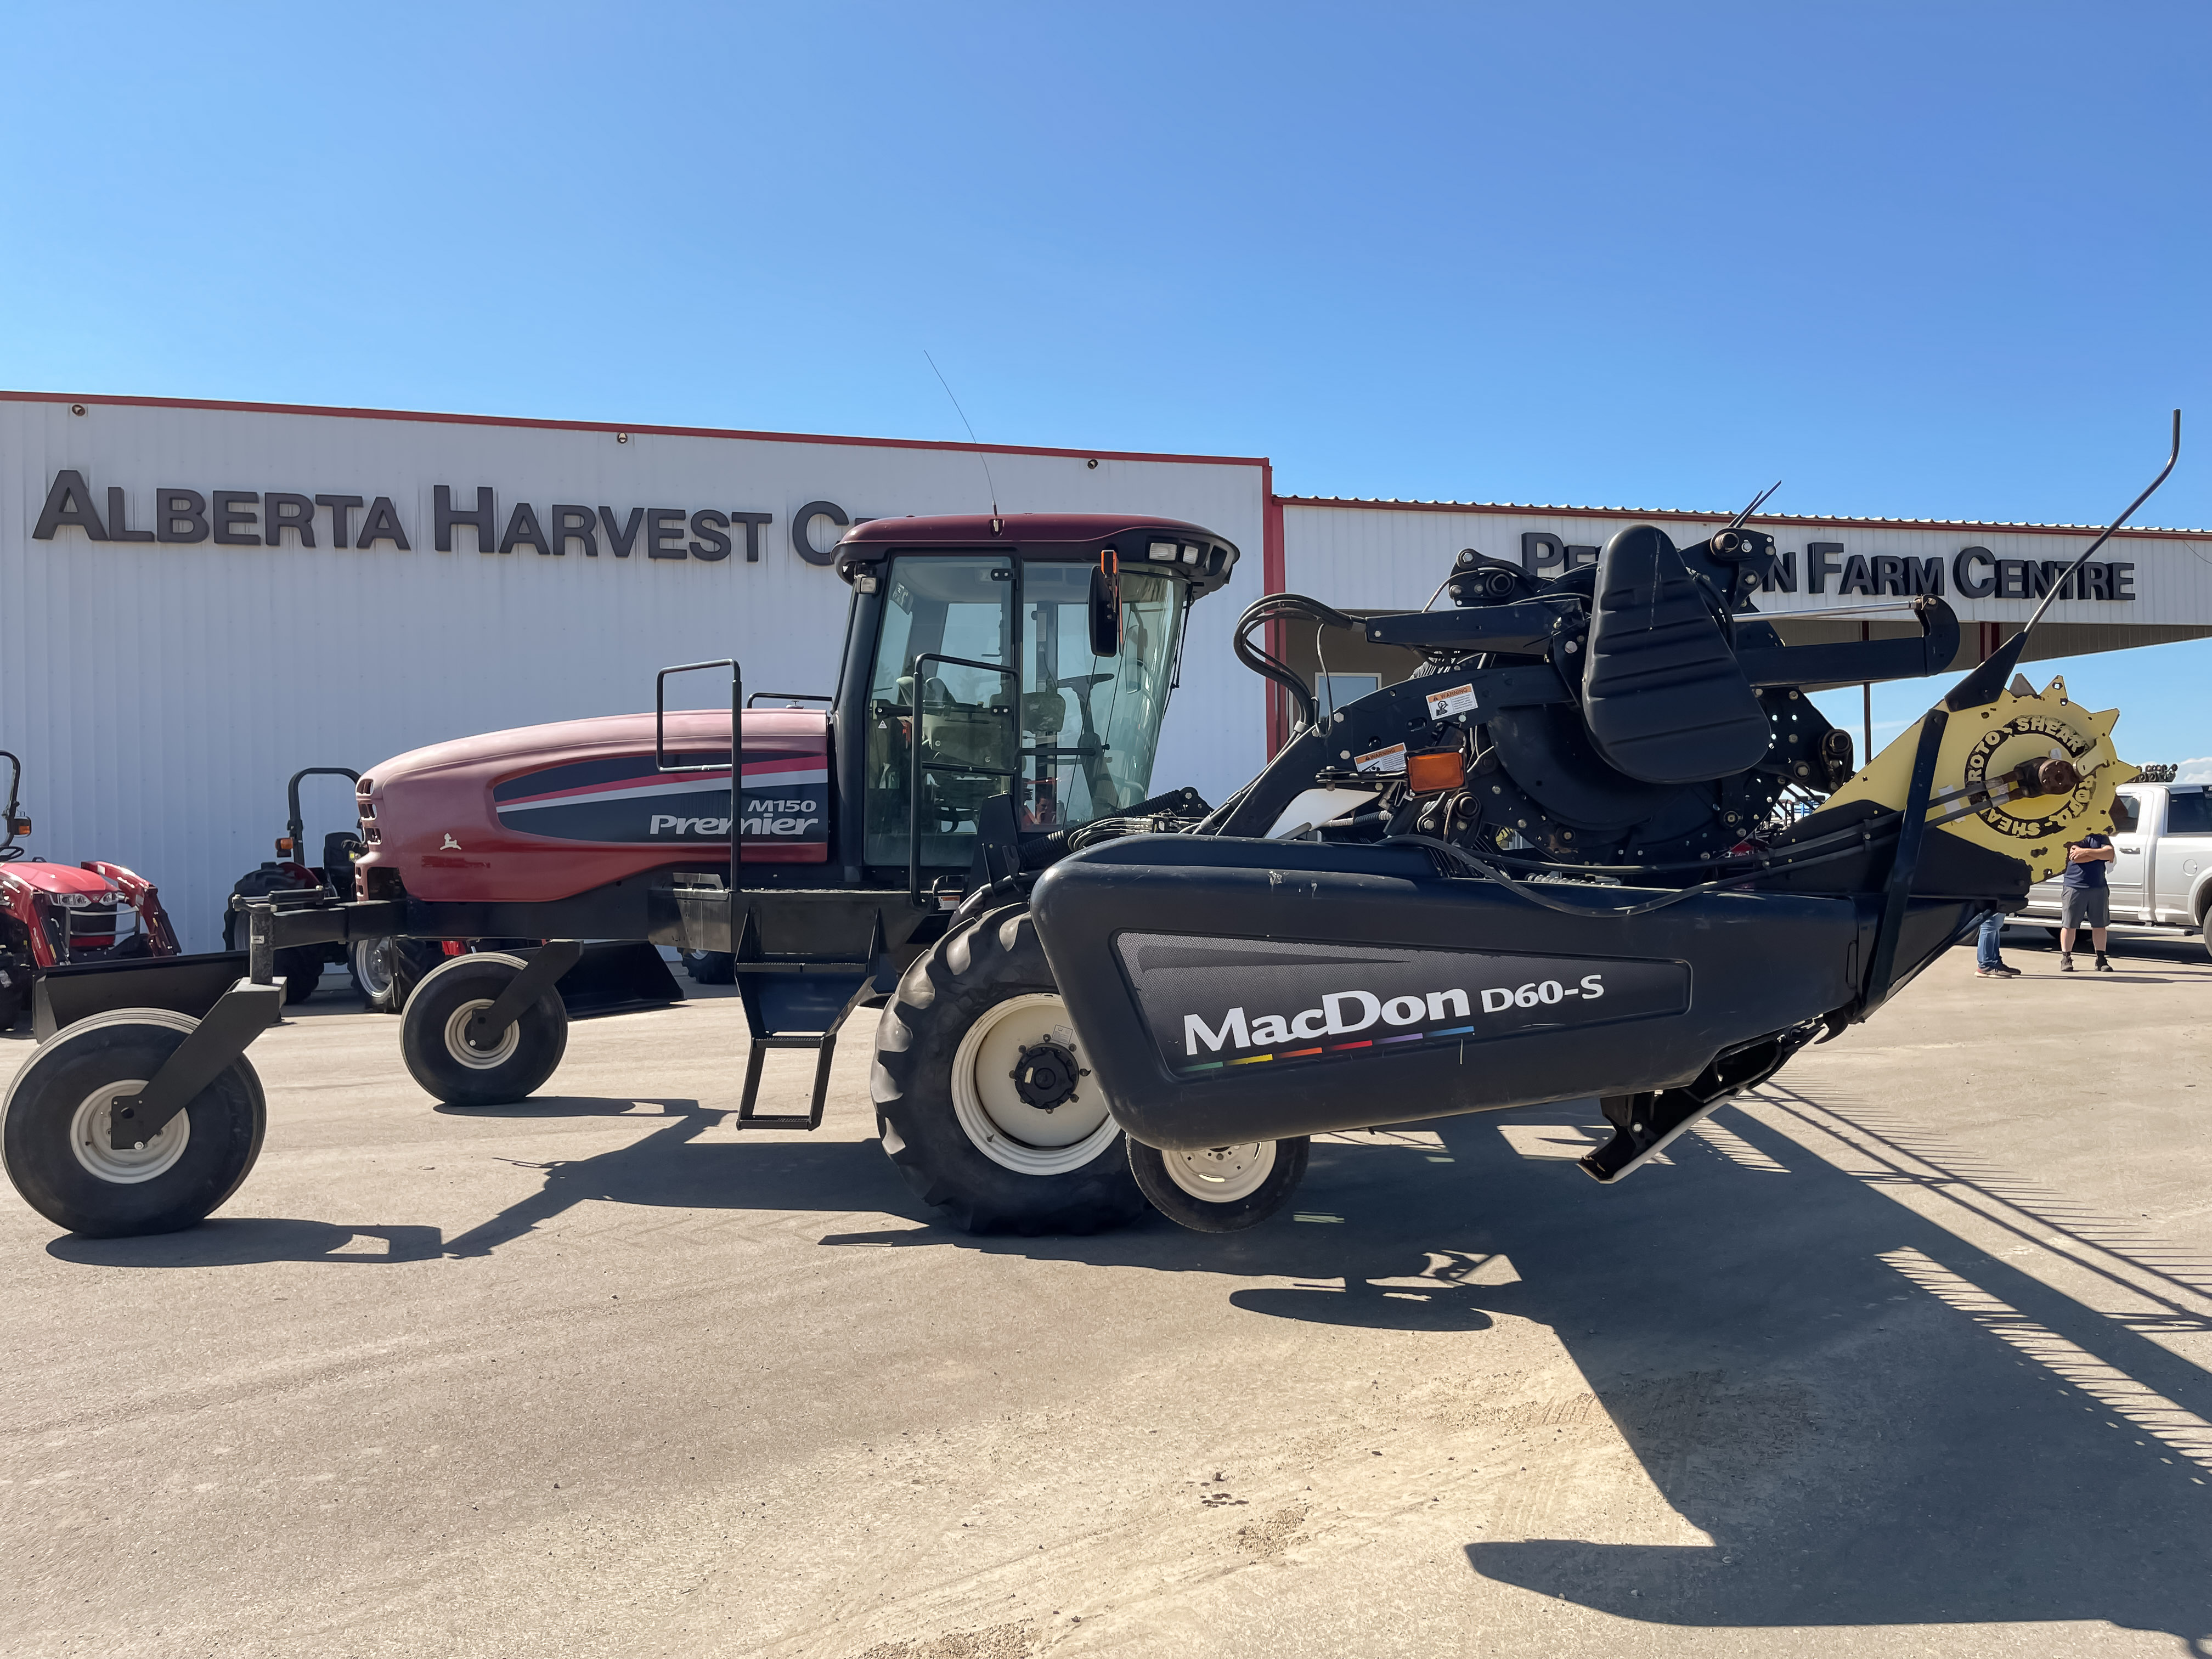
[2062,832,2112,889]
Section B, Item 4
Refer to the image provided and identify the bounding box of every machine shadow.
[826,1097,2212,1644]
[441,1106,910,1257]
[1426,1102,2212,1645]
[48,1218,444,1267]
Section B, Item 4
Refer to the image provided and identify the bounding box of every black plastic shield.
[1030,837,1877,1150]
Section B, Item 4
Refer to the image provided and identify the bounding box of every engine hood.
[356,708,832,904]
[2,861,124,897]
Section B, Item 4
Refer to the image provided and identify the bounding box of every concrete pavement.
[3,929,2209,1658]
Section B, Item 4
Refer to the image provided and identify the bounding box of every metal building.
[1,393,1272,949]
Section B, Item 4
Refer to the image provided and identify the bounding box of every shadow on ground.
[48,1217,446,1267]
[830,1093,2212,1647]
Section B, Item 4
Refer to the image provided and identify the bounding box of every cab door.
[859,554,1019,877]
[2107,788,2150,919]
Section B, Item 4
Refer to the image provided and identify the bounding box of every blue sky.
[4,2,2207,760]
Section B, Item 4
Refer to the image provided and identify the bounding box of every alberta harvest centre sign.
[30,470,859,567]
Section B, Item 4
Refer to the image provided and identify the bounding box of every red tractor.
[0,752,184,1032]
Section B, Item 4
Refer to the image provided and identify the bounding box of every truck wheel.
[872,908,1144,1235]
[399,953,568,1107]
[1127,1137,1311,1234]
[275,946,324,1005]
[2,1010,267,1237]
[679,949,737,985]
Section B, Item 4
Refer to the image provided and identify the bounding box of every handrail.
[906,652,1020,909]
[285,767,362,859]
[746,691,833,709]
[656,657,742,900]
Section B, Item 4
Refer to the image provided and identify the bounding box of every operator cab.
[831,515,1239,885]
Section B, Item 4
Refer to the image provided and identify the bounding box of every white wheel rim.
[69,1080,191,1184]
[1161,1142,1276,1204]
[353,938,394,998]
[950,993,1119,1176]
[444,998,519,1070]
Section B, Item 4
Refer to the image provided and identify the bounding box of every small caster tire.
[1128,1136,1310,1233]
[400,952,568,1107]
[2,1010,267,1237]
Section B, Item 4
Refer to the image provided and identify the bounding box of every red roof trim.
[0,389,1268,471]
[1277,494,2205,541]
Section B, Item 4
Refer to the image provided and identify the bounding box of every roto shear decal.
[1113,933,1690,1076]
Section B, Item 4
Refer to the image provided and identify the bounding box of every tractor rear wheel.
[399,953,568,1107]
[679,949,737,985]
[2,1010,266,1236]
[872,907,1144,1235]
[274,945,324,1005]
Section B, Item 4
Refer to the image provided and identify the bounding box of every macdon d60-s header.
[0,413,2181,1241]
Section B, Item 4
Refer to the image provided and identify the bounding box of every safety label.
[1355,742,1408,774]
[1425,682,1479,720]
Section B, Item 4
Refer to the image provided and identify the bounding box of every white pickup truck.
[2016,777,2212,956]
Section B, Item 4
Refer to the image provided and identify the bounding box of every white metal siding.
[2,399,1268,949]
[1283,501,2212,627]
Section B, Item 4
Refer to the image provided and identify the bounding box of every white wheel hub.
[444,999,519,1070]
[951,994,1119,1176]
[69,1080,191,1184]
[353,938,394,999]
[1161,1142,1276,1204]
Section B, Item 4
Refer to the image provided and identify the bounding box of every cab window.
[862,556,1017,868]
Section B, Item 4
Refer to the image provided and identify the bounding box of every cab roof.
[832,512,1240,597]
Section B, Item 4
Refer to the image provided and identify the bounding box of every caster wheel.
[2,1010,267,1237]
[399,953,568,1106]
[1128,1136,1310,1233]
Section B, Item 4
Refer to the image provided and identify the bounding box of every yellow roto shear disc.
[1812,677,2137,884]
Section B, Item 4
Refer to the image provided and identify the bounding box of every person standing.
[2058,829,2117,973]
[1974,911,2020,978]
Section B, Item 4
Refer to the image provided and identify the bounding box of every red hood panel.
[4,862,122,896]
[357,709,833,905]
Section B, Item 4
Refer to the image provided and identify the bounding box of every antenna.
[924,350,1001,533]
[1725,478,1783,533]
[1945,409,2182,710]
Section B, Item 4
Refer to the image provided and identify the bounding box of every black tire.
[679,949,737,985]
[1128,1137,1311,1234]
[2,1010,267,1237]
[399,953,568,1107]
[871,907,1145,1235]
[0,981,20,1034]
[274,945,324,1005]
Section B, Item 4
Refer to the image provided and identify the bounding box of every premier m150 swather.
[1,416,2178,1240]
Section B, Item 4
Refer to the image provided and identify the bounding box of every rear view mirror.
[1089,557,1122,657]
